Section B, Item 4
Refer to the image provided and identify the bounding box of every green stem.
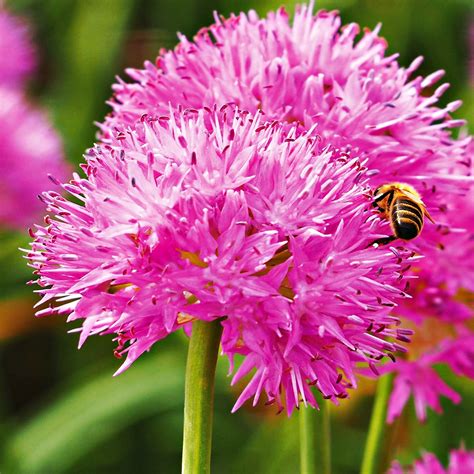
[299,400,331,474]
[182,319,223,474]
[361,373,394,474]
[319,401,331,474]
[299,405,315,474]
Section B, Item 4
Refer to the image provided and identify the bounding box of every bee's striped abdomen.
[390,198,424,240]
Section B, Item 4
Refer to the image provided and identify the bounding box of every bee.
[372,182,434,245]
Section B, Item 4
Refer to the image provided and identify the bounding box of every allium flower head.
[105,2,471,202]
[0,8,36,87]
[0,87,66,228]
[103,2,473,322]
[100,1,474,418]
[29,107,416,413]
[388,447,474,474]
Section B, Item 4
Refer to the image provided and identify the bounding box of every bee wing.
[403,188,435,223]
[403,188,422,202]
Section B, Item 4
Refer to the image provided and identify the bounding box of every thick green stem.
[361,373,394,474]
[182,319,223,474]
[299,401,331,474]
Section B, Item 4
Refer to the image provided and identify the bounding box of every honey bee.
[372,182,434,244]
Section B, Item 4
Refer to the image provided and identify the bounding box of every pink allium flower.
[0,8,36,87]
[388,447,474,474]
[103,4,473,290]
[100,2,474,418]
[29,107,416,413]
[0,87,66,228]
[104,3,471,207]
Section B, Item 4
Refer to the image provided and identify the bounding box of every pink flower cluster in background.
[378,147,474,421]
[388,447,474,474]
[0,9,36,87]
[30,2,473,414]
[0,88,65,228]
[0,7,67,229]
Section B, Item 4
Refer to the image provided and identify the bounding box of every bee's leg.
[369,235,398,247]
[424,208,435,224]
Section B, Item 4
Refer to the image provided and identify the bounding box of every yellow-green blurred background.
[0,0,473,472]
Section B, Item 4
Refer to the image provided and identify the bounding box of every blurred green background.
[1,0,473,472]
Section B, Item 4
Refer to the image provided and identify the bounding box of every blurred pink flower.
[101,1,474,418]
[0,87,66,229]
[382,360,461,423]
[0,8,36,87]
[29,107,416,413]
[370,326,474,422]
[388,446,474,473]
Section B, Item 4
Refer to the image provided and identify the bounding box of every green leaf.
[3,349,186,473]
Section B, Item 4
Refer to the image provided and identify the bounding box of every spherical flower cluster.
[0,8,36,87]
[29,107,416,413]
[101,1,473,419]
[0,7,67,230]
[388,447,474,474]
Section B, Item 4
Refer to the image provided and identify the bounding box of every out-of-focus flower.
[0,5,67,230]
[0,8,36,87]
[101,2,474,418]
[381,359,461,423]
[388,446,474,473]
[0,88,66,229]
[29,107,416,413]
[369,312,474,421]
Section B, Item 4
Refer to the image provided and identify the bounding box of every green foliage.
[45,0,136,164]
[0,231,32,300]
[3,349,186,473]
